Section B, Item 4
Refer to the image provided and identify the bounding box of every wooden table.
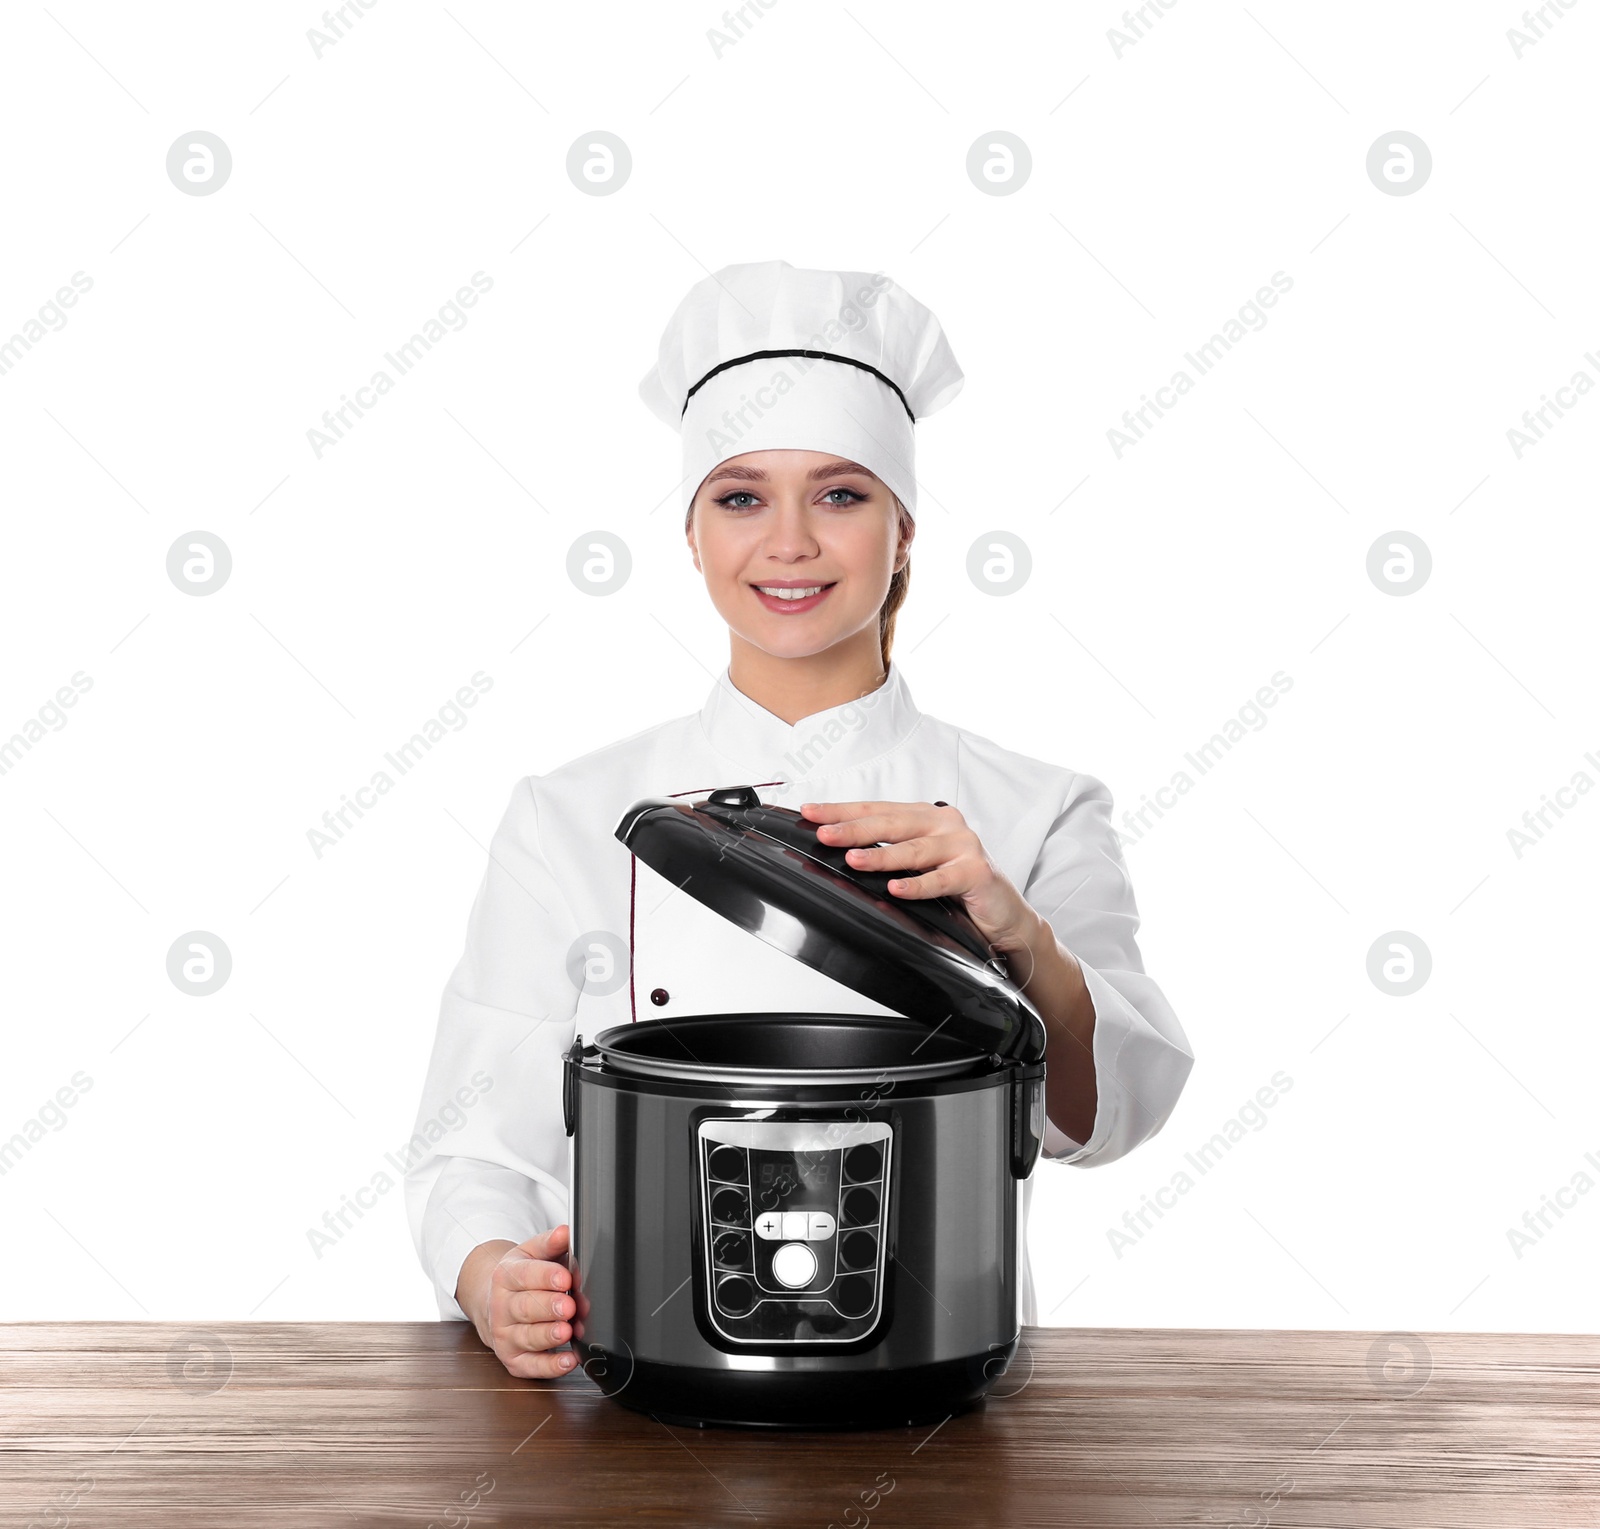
[2,1323,1595,1526]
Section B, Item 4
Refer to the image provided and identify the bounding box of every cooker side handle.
[1010,1063,1046,1178]
[562,1040,592,1138]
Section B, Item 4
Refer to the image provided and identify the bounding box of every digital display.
[795,1150,833,1186]
[751,1149,839,1211]
[758,1160,799,1197]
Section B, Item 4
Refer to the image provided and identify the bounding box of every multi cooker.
[563,784,1047,1428]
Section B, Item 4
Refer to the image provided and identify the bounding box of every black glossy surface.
[841,1186,879,1227]
[839,1230,877,1270]
[708,1145,746,1182]
[844,1143,882,1181]
[597,1011,988,1074]
[584,1345,1020,1429]
[613,790,1048,1064]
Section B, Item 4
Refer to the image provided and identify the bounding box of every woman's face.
[687,450,912,660]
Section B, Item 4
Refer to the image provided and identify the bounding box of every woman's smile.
[749,578,838,614]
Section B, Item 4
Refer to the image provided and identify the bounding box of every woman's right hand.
[457,1226,580,1379]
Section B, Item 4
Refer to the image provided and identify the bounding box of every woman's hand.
[800,798,1101,1144]
[456,1226,581,1380]
[799,798,1037,962]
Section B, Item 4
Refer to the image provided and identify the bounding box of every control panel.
[696,1119,892,1345]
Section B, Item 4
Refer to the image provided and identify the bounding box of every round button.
[842,1186,879,1227]
[840,1229,877,1271]
[716,1275,754,1315]
[844,1143,882,1182]
[713,1230,750,1271]
[834,1273,874,1319]
[649,987,669,1006]
[771,1241,817,1289]
[708,1146,746,1183]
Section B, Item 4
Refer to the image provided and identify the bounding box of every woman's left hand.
[798,799,1040,961]
[803,797,1100,1142]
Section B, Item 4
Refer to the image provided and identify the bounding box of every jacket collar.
[697,660,923,782]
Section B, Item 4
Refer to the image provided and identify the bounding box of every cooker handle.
[562,1039,593,1138]
[705,785,762,809]
[1010,1064,1046,1178]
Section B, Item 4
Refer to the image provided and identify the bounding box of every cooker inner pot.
[595,1012,991,1082]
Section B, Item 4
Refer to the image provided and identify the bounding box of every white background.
[1,0,1595,1337]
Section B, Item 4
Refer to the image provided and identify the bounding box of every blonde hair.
[686,493,913,669]
[878,496,912,669]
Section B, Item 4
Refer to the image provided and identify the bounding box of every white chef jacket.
[404,661,1193,1326]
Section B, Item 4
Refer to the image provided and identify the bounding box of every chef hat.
[639,259,963,518]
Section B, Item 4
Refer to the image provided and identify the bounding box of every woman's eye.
[713,488,865,509]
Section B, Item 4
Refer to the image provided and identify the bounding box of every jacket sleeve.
[1021,769,1194,1167]
[403,775,583,1319]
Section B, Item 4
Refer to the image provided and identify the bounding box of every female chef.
[403,260,1194,1380]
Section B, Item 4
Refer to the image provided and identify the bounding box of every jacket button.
[650,988,669,1006]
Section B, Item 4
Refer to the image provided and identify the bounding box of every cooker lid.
[614,784,1047,1065]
